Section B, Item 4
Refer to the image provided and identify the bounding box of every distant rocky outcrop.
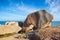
[6,22,24,27]
[5,22,18,26]
[22,10,53,32]
[0,22,22,35]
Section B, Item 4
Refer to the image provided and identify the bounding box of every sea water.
[0,21,60,26]
[0,21,6,25]
[51,21,60,26]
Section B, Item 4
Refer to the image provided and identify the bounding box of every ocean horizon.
[0,21,60,26]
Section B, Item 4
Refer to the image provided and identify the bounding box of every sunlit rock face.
[0,22,22,35]
[25,25,34,33]
[22,10,53,32]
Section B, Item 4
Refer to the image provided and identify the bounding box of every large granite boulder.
[22,10,53,32]
[0,22,22,35]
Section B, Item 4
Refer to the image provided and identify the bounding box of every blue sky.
[0,0,60,21]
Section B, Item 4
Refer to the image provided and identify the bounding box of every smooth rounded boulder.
[22,10,53,32]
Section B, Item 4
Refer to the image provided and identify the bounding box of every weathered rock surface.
[27,26,60,40]
[39,26,60,40]
[0,22,22,34]
[22,10,53,32]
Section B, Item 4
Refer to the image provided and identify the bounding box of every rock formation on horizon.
[21,10,53,32]
[5,22,19,26]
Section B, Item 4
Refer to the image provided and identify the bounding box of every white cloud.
[0,12,26,21]
[5,1,39,21]
[17,5,39,13]
[45,0,60,21]
[16,1,39,13]
[17,1,39,12]
[7,1,39,14]
[0,1,39,21]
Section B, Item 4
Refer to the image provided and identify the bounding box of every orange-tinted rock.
[25,25,34,33]
[39,26,60,40]
[27,26,60,40]
[22,10,53,32]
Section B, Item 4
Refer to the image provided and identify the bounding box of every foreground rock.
[39,26,60,40]
[22,10,53,32]
[1,26,59,40]
[27,26,60,40]
[0,22,22,34]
